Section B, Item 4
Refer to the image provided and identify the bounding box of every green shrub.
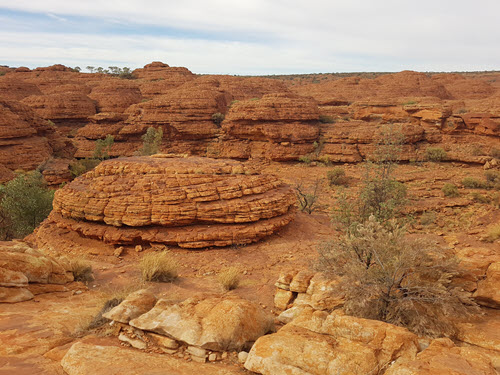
[462,177,488,189]
[295,181,320,214]
[319,115,335,123]
[327,167,347,186]
[442,183,459,197]
[69,158,101,178]
[425,147,447,162]
[0,171,54,238]
[140,127,163,156]
[298,155,312,165]
[93,135,114,160]
[211,112,225,127]
[471,192,490,204]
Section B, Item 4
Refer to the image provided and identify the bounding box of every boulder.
[103,289,157,323]
[0,241,73,303]
[385,338,497,375]
[474,262,500,308]
[129,294,275,351]
[244,308,419,375]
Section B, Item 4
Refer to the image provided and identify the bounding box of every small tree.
[140,127,163,156]
[0,171,54,238]
[317,217,477,337]
[295,180,321,214]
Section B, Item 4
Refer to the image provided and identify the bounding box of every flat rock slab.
[61,342,245,375]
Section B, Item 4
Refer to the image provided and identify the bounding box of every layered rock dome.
[40,156,295,248]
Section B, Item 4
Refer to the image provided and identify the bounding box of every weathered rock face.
[244,307,419,375]
[0,77,42,101]
[0,241,73,303]
[21,92,96,132]
[129,294,275,351]
[0,99,73,180]
[38,156,295,248]
[385,338,497,375]
[474,262,500,308]
[211,93,320,161]
[88,81,143,113]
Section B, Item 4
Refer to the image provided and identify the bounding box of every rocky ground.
[0,159,498,374]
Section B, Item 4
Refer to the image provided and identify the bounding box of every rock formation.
[37,155,295,248]
[0,241,73,303]
[0,99,73,181]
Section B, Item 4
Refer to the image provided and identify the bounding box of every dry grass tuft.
[140,251,179,282]
[483,224,500,243]
[68,258,94,283]
[72,297,123,337]
[218,267,241,291]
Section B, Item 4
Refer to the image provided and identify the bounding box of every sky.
[0,0,499,75]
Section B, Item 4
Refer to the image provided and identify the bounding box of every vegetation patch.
[140,251,179,282]
[218,267,241,291]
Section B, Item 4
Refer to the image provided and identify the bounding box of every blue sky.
[0,0,499,75]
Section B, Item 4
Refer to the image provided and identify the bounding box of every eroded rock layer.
[40,156,295,248]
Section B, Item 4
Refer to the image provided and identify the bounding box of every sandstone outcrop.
[0,99,73,180]
[88,80,143,113]
[212,93,320,161]
[61,342,244,375]
[38,156,295,248]
[244,307,419,375]
[21,92,96,133]
[128,294,274,351]
[0,241,73,303]
[385,338,497,375]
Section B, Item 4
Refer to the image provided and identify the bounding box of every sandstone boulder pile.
[0,241,73,303]
[38,155,295,248]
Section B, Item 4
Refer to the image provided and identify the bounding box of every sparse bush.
[317,155,332,166]
[485,170,500,183]
[327,167,347,186]
[426,147,447,162]
[490,148,500,158]
[93,135,114,160]
[471,192,490,204]
[333,125,407,232]
[295,180,320,214]
[73,297,123,337]
[483,224,500,243]
[420,211,437,226]
[140,251,179,282]
[211,112,225,127]
[0,171,54,238]
[462,177,488,189]
[140,127,163,156]
[442,183,459,197]
[317,216,477,337]
[69,158,101,178]
[68,258,94,283]
[319,115,335,123]
[298,155,312,165]
[218,267,241,291]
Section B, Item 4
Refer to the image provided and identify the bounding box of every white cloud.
[0,0,499,73]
